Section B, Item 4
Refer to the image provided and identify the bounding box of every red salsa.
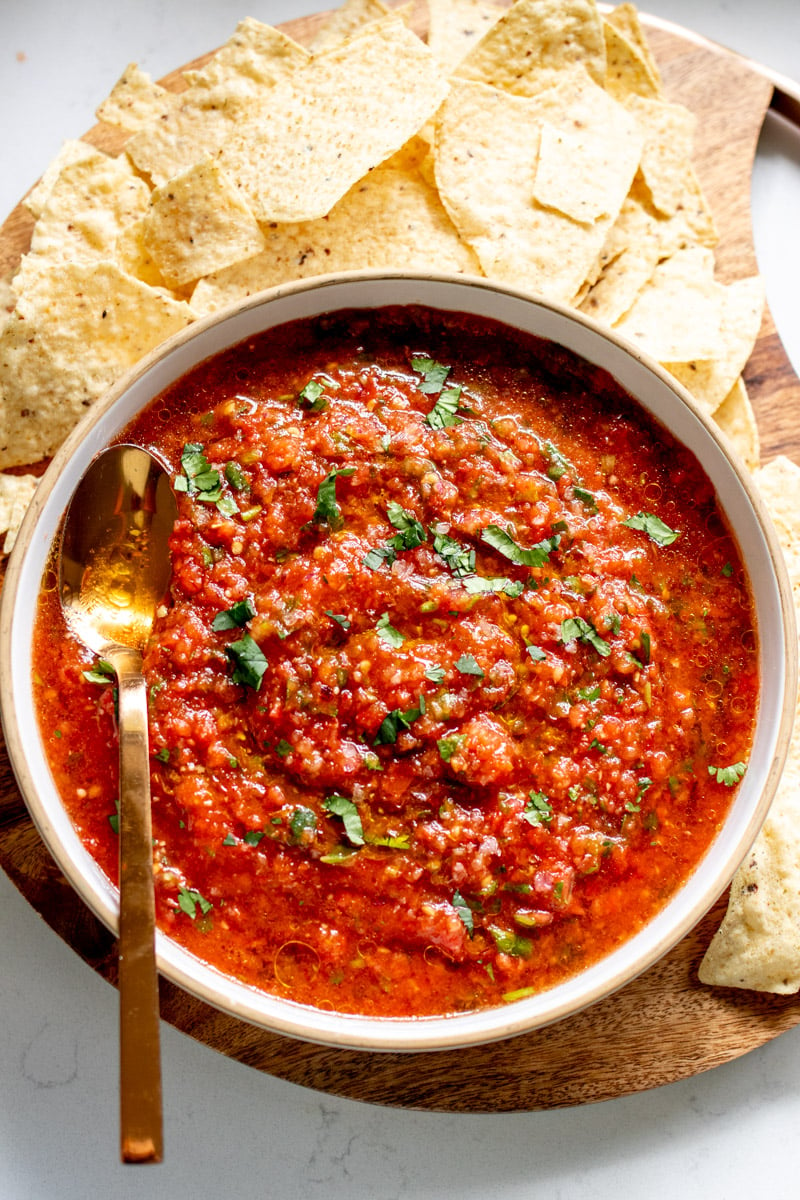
[33,306,758,1017]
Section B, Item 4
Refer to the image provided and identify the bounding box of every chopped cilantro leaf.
[462,574,523,597]
[386,501,426,549]
[374,697,425,745]
[222,832,237,846]
[243,829,265,846]
[275,739,292,757]
[708,761,747,786]
[289,806,317,844]
[455,653,484,678]
[177,885,213,920]
[375,612,405,648]
[426,385,463,430]
[432,530,475,577]
[83,658,116,685]
[481,525,559,568]
[298,379,328,411]
[425,664,446,684]
[560,616,611,657]
[526,644,547,663]
[411,356,451,394]
[176,442,236,514]
[212,596,256,631]
[522,790,553,826]
[312,466,355,529]
[363,543,396,571]
[323,794,364,846]
[326,610,351,630]
[624,510,679,546]
[438,734,465,762]
[225,633,268,690]
[453,889,474,936]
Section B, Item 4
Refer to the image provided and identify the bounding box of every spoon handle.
[111,645,164,1164]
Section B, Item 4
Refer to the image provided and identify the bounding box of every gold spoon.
[59,444,177,1164]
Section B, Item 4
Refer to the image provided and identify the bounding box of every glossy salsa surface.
[34,306,758,1017]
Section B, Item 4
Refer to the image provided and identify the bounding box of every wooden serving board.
[2,8,800,1112]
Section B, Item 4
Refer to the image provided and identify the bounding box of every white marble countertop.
[1,2,799,1196]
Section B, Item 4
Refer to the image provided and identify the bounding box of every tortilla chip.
[427,0,504,74]
[534,118,632,224]
[96,63,175,132]
[713,377,760,472]
[602,19,661,101]
[613,247,728,363]
[191,163,482,315]
[123,84,246,187]
[0,472,38,554]
[23,140,118,220]
[455,0,606,97]
[218,19,449,223]
[310,0,408,51]
[0,264,193,468]
[580,170,718,326]
[664,273,765,413]
[605,3,662,85]
[113,220,174,291]
[699,455,800,993]
[25,153,151,268]
[626,95,696,217]
[435,71,642,302]
[181,18,310,93]
[141,159,266,288]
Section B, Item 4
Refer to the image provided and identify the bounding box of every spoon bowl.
[59,444,176,1164]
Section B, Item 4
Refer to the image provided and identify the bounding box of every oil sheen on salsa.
[34,306,758,1018]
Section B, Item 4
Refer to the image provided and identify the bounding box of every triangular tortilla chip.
[0,264,193,467]
[455,0,606,96]
[699,456,800,993]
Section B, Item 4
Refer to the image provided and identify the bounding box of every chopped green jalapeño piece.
[481,524,560,568]
[323,794,364,846]
[623,510,680,546]
[488,925,532,958]
[212,596,256,631]
[225,633,268,690]
[312,466,355,529]
[560,616,611,658]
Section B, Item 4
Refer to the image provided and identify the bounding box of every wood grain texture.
[1,8,799,1112]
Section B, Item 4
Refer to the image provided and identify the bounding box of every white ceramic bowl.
[1,271,796,1051]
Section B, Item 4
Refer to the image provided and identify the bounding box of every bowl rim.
[1,268,797,1052]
